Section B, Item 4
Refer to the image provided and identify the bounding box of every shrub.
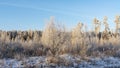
[41,16,69,56]
[71,23,88,57]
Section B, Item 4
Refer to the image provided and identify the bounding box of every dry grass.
[0,16,120,60]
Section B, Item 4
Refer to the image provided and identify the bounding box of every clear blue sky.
[0,0,120,31]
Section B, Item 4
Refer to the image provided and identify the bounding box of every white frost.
[0,55,120,68]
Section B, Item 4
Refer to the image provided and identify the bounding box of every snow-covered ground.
[0,54,120,68]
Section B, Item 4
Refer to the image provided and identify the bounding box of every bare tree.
[103,16,109,32]
[114,15,120,34]
[93,18,101,36]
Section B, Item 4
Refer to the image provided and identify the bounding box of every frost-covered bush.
[71,23,88,57]
[41,17,70,56]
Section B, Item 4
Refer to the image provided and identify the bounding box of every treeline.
[0,30,42,42]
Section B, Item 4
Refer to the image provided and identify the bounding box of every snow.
[0,55,120,68]
[79,56,120,68]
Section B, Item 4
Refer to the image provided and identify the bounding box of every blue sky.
[0,0,120,31]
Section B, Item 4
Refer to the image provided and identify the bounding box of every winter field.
[0,17,120,68]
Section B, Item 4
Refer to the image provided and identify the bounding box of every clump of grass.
[0,41,48,59]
